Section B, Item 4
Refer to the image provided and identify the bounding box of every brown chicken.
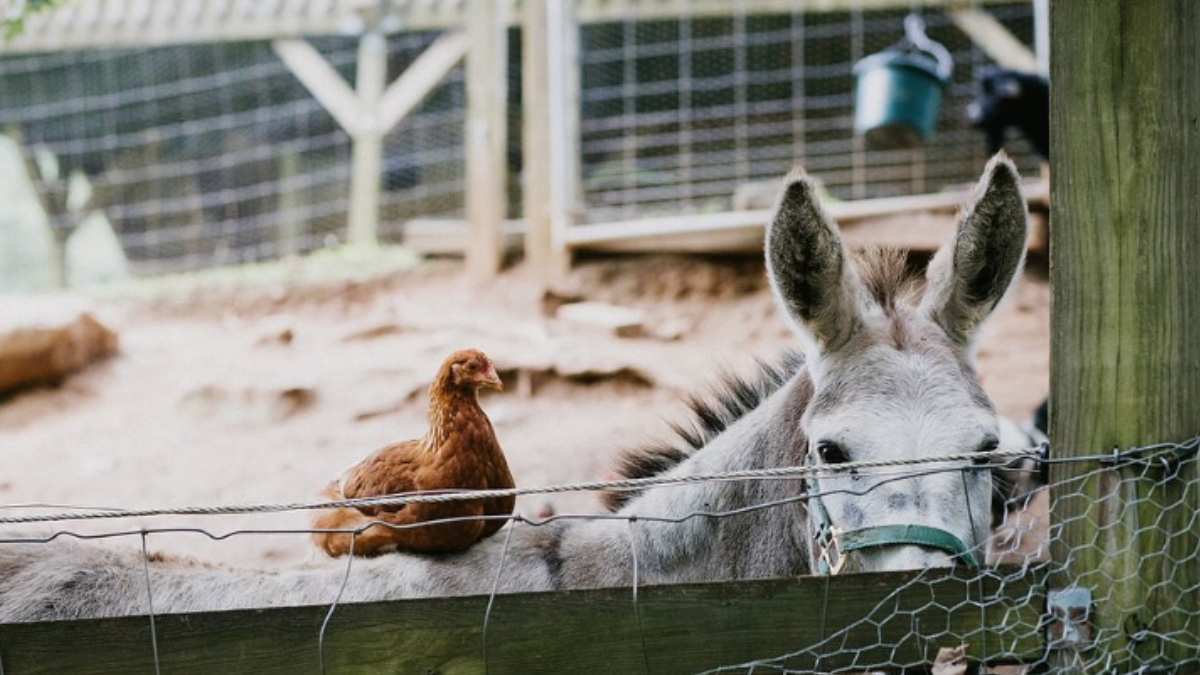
[312,349,516,557]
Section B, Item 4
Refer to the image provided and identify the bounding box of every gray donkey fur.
[0,154,1028,623]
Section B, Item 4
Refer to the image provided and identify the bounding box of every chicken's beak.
[480,364,503,392]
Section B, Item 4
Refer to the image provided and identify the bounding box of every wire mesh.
[1,440,1196,674]
[0,31,469,284]
[577,3,1042,223]
[0,1,1045,289]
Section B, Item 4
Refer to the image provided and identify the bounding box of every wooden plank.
[271,38,361,136]
[345,28,387,247]
[545,0,581,276]
[464,0,510,279]
[403,218,525,256]
[1050,1,1200,672]
[0,0,1033,55]
[564,210,769,247]
[562,178,1047,251]
[376,32,470,136]
[397,207,1048,257]
[572,0,1028,24]
[1032,0,1049,76]
[522,0,558,281]
[947,9,1038,73]
[0,569,1043,674]
[0,0,491,54]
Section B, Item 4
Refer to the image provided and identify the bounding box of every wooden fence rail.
[0,568,1043,674]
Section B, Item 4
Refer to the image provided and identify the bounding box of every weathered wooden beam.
[403,218,525,256]
[399,207,1048,257]
[521,0,562,282]
[0,0,1029,55]
[0,569,1044,674]
[1050,1,1200,673]
[571,0,1028,23]
[345,27,387,247]
[464,0,510,279]
[561,177,1048,250]
[376,32,470,136]
[271,38,361,136]
[0,0,491,54]
[546,0,582,274]
[947,9,1038,73]
[1032,0,1049,76]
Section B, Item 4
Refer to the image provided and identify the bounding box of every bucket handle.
[898,13,954,82]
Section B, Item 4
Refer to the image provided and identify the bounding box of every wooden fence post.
[1050,2,1200,672]
[465,0,508,280]
[545,0,581,276]
[347,25,386,247]
[523,0,574,282]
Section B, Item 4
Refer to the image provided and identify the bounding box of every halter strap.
[806,458,980,575]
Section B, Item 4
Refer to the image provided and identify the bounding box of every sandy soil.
[0,252,1050,566]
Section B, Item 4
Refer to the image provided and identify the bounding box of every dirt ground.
[0,250,1050,566]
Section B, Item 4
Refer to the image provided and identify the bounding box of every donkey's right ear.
[766,169,862,355]
[920,153,1028,345]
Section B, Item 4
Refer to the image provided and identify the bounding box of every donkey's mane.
[603,247,921,511]
[856,247,923,312]
[602,349,805,510]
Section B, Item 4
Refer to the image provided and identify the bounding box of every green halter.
[805,457,981,575]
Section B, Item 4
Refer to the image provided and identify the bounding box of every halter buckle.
[817,525,847,575]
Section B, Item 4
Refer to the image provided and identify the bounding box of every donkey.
[0,154,1027,623]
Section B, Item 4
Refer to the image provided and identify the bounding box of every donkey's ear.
[766,168,862,354]
[921,153,1028,345]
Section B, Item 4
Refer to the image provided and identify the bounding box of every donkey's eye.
[973,436,1000,466]
[816,441,850,465]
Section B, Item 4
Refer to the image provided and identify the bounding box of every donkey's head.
[767,153,1028,573]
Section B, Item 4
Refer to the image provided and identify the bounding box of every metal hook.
[900,12,954,81]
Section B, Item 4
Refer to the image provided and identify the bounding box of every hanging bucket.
[853,14,953,149]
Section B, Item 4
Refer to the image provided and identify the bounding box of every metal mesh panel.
[1,441,1198,672]
[577,3,1041,223]
[0,31,467,279]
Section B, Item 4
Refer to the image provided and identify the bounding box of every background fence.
[575,3,1039,222]
[0,0,1043,288]
[0,31,474,279]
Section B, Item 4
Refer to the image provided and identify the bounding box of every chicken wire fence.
[0,29,485,286]
[0,0,1041,290]
[1,437,1197,674]
[576,2,1041,223]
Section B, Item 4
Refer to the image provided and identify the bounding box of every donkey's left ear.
[920,153,1028,345]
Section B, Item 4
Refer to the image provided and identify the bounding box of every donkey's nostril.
[887,493,909,510]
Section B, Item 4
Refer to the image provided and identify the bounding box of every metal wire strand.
[140,531,163,675]
[318,531,356,675]
[482,519,517,675]
[0,447,1041,527]
[628,518,653,675]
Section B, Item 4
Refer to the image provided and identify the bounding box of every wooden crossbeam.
[271,38,361,135]
[948,8,1039,73]
[0,0,1028,56]
[274,30,468,247]
[0,568,1044,674]
[561,178,1048,250]
[377,32,470,136]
